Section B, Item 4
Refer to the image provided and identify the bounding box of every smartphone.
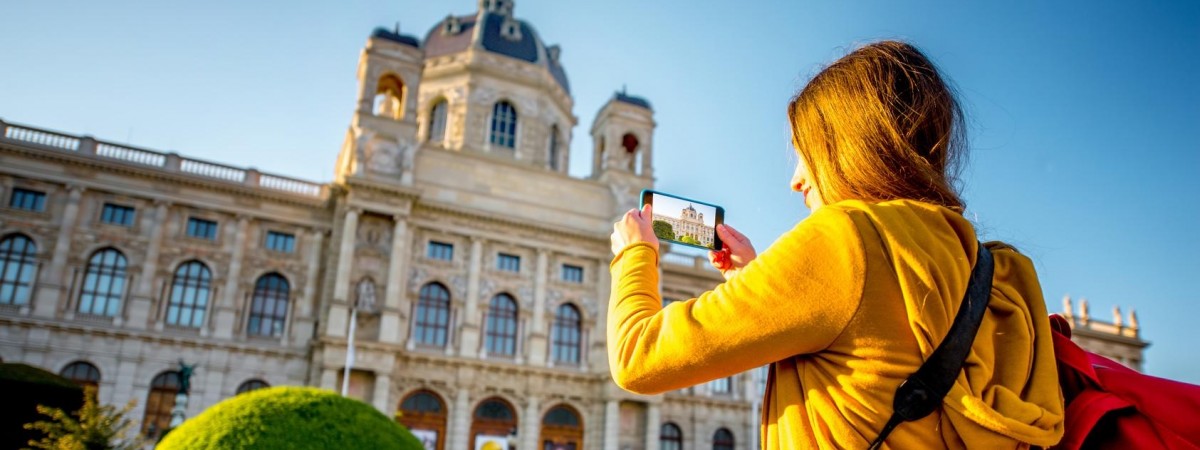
[639,189,724,251]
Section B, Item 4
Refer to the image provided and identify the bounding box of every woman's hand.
[709,224,756,280]
[611,204,660,256]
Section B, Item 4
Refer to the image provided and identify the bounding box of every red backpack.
[1048,314,1200,449]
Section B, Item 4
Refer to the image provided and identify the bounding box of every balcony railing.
[0,119,328,199]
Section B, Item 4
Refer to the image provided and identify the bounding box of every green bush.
[157,387,422,450]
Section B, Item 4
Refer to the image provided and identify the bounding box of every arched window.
[415,283,451,347]
[552,303,582,365]
[490,101,518,149]
[398,390,448,450]
[713,428,735,450]
[166,261,211,328]
[485,293,518,357]
[142,371,181,440]
[471,397,518,450]
[236,379,269,394]
[622,133,640,172]
[60,361,101,393]
[540,404,583,450]
[78,248,127,317]
[429,100,448,143]
[374,74,405,120]
[248,273,289,337]
[548,124,561,171]
[0,234,37,306]
[660,422,683,450]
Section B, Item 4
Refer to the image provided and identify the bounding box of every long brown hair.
[789,41,967,212]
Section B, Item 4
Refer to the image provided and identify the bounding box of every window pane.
[266,231,295,253]
[415,283,451,346]
[248,274,289,337]
[561,264,583,283]
[78,249,126,317]
[10,188,47,212]
[429,101,448,143]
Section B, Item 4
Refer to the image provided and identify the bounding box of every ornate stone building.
[652,205,715,249]
[0,1,756,449]
[0,2,1150,449]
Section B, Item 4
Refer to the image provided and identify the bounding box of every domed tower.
[418,0,577,173]
[336,25,424,185]
[591,91,656,212]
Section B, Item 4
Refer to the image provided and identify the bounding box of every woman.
[608,41,1064,449]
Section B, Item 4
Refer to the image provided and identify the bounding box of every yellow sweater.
[608,199,1064,449]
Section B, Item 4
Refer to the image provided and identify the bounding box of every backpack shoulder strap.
[868,242,995,450]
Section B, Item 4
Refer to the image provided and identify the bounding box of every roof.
[424,12,570,94]
[371,27,420,48]
[614,91,652,110]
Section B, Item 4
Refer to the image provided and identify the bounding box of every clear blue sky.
[3,1,1197,381]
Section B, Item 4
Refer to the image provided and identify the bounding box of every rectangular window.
[9,188,46,212]
[497,253,520,272]
[427,241,454,261]
[186,218,218,240]
[264,231,295,253]
[100,203,136,227]
[561,264,584,283]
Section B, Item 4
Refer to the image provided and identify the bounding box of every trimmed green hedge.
[157,386,422,450]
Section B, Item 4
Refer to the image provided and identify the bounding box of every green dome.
[157,386,422,450]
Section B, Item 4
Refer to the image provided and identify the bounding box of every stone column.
[593,259,612,369]
[458,237,484,357]
[373,375,392,415]
[644,403,661,450]
[380,217,410,344]
[213,217,249,339]
[527,249,549,366]
[603,399,619,450]
[127,201,169,330]
[291,228,324,345]
[447,388,471,450]
[521,396,541,450]
[326,208,360,338]
[33,186,84,317]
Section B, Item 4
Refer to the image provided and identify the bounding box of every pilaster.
[127,201,169,330]
[645,402,661,450]
[521,396,541,450]
[380,216,410,344]
[528,249,549,366]
[447,387,471,450]
[213,217,249,339]
[291,228,324,345]
[603,399,619,450]
[33,185,83,318]
[458,236,484,357]
[327,208,361,338]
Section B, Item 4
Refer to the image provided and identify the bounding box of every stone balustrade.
[0,119,328,199]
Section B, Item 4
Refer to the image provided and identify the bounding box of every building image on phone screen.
[651,195,716,248]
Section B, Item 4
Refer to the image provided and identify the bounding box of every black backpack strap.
[867,243,995,450]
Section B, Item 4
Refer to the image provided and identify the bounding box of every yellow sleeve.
[607,206,867,394]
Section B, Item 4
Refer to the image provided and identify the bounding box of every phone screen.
[640,189,724,251]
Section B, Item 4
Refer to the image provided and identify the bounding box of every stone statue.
[178,360,195,395]
[356,279,377,312]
